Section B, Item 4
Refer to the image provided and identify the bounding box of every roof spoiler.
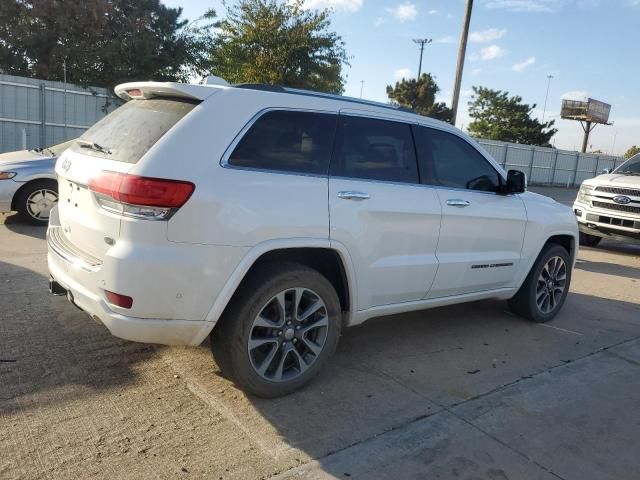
[114,82,225,102]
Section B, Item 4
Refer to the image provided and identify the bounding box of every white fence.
[478,139,625,188]
[0,73,118,153]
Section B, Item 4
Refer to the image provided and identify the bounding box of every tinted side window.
[331,116,419,184]
[228,110,336,175]
[414,126,501,192]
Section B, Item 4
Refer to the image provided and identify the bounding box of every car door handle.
[445,199,471,207]
[338,191,371,201]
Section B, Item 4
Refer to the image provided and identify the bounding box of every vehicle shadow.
[575,258,640,280]
[595,240,640,256]
[234,290,640,477]
[1,213,47,239]
[0,260,158,415]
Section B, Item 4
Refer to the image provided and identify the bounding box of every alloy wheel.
[248,287,329,382]
[536,256,567,314]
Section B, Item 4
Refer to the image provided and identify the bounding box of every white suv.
[47,81,578,397]
[573,154,640,247]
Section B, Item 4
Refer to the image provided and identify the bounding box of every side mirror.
[601,168,610,174]
[504,169,526,194]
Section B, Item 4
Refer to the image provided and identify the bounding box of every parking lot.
[2,187,640,480]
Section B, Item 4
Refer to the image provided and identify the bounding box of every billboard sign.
[561,97,611,124]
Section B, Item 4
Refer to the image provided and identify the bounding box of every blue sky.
[166,0,639,155]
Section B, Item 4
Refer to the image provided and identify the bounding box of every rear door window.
[228,110,337,175]
[331,115,419,184]
[70,98,198,164]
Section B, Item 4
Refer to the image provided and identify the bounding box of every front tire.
[579,232,601,247]
[15,179,58,225]
[508,244,572,323]
[211,262,342,397]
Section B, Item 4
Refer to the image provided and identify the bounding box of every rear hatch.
[54,89,205,260]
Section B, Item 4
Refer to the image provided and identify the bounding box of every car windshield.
[614,154,640,174]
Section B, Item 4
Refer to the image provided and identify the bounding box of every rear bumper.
[45,205,249,346]
[48,249,214,345]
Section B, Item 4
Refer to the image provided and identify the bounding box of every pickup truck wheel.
[508,244,571,323]
[211,262,341,397]
[579,232,601,247]
[15,179,58,226]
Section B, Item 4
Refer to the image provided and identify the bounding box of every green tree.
[623,145,640,159]
[0,0,211,89]
[467,86,557,146]
[386,74,453,122]
[207,0,349,93]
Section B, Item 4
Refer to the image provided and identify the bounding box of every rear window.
[71,98,197,164]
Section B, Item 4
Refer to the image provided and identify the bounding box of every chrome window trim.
[218,106,508,193]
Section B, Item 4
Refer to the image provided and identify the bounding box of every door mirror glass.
[504,169,526,194]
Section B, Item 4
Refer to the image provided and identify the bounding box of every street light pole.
[542,74,553,122]
[413,38,432,79]
[451,0,473,126]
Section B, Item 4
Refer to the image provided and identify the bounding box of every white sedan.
[0,139,74,225]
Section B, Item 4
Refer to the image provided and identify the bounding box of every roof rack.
[233,83,415,115]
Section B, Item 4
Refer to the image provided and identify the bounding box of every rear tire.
[15,179,58,226]
[211,262,342,397]
[579,232,601,247]
[508,243,571,323]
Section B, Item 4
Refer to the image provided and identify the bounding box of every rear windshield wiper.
[77,139,112,155]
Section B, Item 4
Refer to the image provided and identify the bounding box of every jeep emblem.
[613,195,631,205]
[61,158,72,172]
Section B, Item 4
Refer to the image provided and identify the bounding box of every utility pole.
[451,0,473,126]
[413,38,432,79]
[63,58,68,138]
[360,80,365,98]
[542,74,553,122]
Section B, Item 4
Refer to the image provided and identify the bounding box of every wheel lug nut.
[278,331,282,336]
[295,325,300,330]
[287,321,292,326]
[293,338,297,344]
[282,342,287,348]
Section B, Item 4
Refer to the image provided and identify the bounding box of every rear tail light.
[89,171,194,220]
[104,289,133,309]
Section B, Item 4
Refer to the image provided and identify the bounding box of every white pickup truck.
[573,153,640,247]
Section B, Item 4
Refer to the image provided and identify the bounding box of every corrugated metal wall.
[0,74,118,153]
[478,139,625,187]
